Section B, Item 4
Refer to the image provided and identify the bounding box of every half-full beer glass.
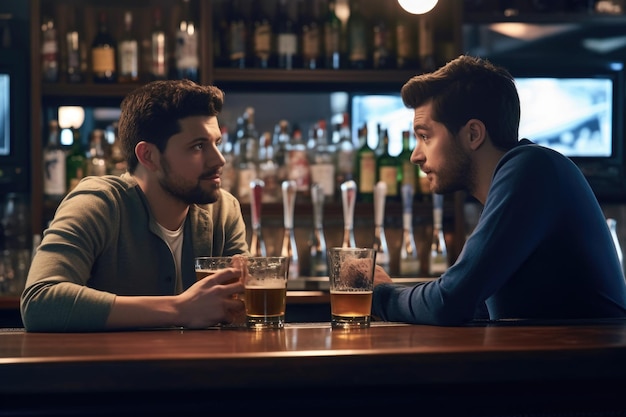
[327,247,376,329]
[244,257,289,330]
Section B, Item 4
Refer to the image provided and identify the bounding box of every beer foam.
[246,278,286,289]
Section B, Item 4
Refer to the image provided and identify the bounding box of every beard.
[158,156,221,205]
[429,137,475,195]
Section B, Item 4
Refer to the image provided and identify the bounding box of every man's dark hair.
[401,55,520,151]
[117,79,225,173]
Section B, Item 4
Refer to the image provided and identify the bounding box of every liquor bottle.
[285,122,310,196]
[66,128,87,193]
[281,180,299,279]
[301,0,323,69]
[395,6,417,70]
[324,0,342,70]
[399,130,419,199]
[212,5,230,68]
[418,14,436,73]
[372,7,394,69]
[308,183,328,276]
[229,0,248,69]
[340,180,357,248]
[150,6,168,80]
[347,0,369,69]
[335,113,355,193]
[429,193,449,276]
[91,11,116,83]
[376,128,400,201]
[373,181,390,272]
[399,184,420,276]
[65,21,84,83]
[118,11,139,83]
[41,16,59,83]
[176,0,199,82]
[607,218,624,275]
[235,108,259,204]
[272,120,290,189]
[43,120,66,201]
[276,0,298,70]
[309,120,336,200]
[249,179,267,257]
[257,132,281,203]
[87,129,107,177]
[355,123,376,202]
[107,122,127,176]
[252,0,274,68]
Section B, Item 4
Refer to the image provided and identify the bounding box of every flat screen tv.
[492,57,626,202]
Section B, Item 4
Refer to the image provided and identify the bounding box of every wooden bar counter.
[2,320,626,416]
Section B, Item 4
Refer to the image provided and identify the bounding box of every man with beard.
[372,55,626,325]
[22,80,250,332]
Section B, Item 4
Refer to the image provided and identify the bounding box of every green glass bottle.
[376,128,399,201]
[399,130,420,201]
[355,123,376,202]
[66,128,87,193]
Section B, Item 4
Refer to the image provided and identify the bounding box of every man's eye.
[194,143,203,150]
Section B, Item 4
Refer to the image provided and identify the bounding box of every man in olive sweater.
[22,80,249,332]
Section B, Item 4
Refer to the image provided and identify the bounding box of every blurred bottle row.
[41,0,198,84]
[212,0,438,71]
[40,0,445,85]
[219,107,431,206]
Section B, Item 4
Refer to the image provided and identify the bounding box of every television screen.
[516,76,612,158]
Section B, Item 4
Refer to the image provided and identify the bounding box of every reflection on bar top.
[287,277,436,291]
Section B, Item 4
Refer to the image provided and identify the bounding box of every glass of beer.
[194,257,234,281]
[327,247,376,329]
[243,257,289,330]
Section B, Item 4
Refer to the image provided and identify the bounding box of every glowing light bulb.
[398,0,438,15]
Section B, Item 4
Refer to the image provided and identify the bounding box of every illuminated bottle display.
[175,0,199,82]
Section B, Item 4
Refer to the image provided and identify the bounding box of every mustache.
[199,167,222,180]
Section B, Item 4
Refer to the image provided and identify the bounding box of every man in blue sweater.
[372,55,626,325]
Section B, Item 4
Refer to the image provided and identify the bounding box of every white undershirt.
[155,221,185,294]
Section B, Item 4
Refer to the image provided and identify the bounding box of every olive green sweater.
[21,173,249,332]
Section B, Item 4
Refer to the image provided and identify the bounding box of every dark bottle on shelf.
[372,6,394,69]
[395,6,418,70]
[41,16,59,83]
[252,0,275,68]
[150,6,168,80]
[118,11,139,83]
[229,0,249,69]
[91,11,116,83]
[175,0,199,82]
[324,0,342,70]
[276,0,298,70]
[66,129,87,194]
[301,0,323,69]
[347,0,369,69]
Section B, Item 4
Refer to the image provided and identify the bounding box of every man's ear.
[466,119,486,151]
[135,141,160,171]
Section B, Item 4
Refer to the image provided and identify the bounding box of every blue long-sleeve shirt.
[373,139,626,325]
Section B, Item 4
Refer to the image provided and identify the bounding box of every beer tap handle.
[374,181,387,228]
[282,180,296,229]
[250,178,264,230]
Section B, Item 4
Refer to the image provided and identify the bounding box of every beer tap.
[340,180,357,248]
[399,184,420,276]
[281,180,299,279]
[373,181,390,272]
[308,183,328,276]
[249,178,267,257]
[429,193,449,276]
